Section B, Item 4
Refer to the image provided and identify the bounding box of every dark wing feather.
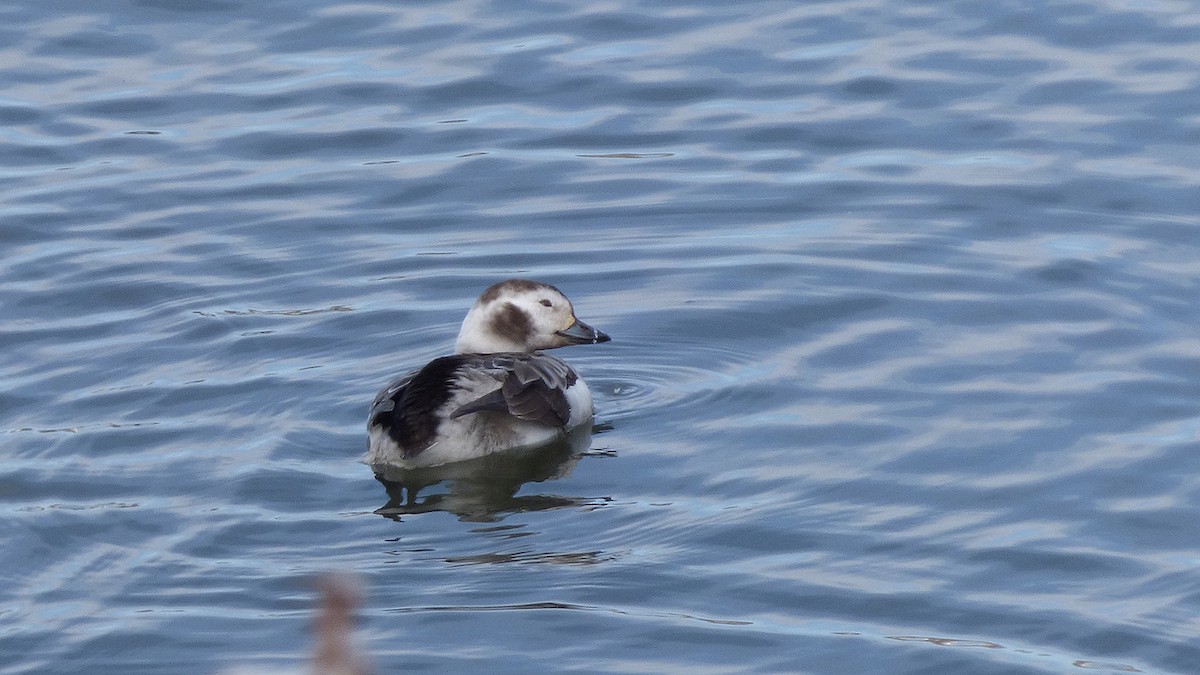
[449,388,508,418]
[452,353,578,427]
[369,355,468,458]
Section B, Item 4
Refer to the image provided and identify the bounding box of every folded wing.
[452,353,578,427]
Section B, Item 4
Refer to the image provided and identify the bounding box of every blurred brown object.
[221,574,372,675]
[312,574,372,675]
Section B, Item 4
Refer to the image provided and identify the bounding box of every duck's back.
[366,352,594,467]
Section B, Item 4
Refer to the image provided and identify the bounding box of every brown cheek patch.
[490,302,533,345]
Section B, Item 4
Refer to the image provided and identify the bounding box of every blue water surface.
[3,0,1200,673]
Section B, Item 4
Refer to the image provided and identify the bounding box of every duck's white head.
[455,279,611,354]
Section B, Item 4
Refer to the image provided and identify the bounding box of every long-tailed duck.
[366,279,610,467]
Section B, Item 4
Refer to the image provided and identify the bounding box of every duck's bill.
[557,318,611,344]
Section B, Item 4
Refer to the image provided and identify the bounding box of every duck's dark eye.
[539,298,552,307]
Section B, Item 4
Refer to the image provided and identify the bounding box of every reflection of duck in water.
[373,425,605,522]
[366,279,610,469]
